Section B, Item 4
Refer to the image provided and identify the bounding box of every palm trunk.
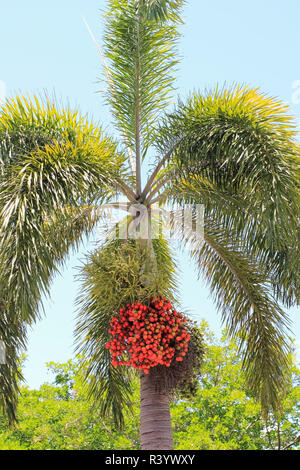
[140,372,173,450]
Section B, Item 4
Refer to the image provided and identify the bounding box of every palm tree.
[0,0,299,450]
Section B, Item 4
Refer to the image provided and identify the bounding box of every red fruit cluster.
[106,297,190,374]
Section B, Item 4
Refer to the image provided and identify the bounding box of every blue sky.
[0,0,299,388]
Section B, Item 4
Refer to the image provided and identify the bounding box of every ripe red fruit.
[106,296,190,372]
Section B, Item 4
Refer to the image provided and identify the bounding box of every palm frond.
[0,95,128,422]
[158,85,299,237]
[158,85,300,305]
[0,204,105,424]
[75,236,178,427]
[140,0,184,22]
[0,94,126,324]
[0,306,26,424]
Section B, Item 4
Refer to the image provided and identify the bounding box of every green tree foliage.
[0,323,299,450]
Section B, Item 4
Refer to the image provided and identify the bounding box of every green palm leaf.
[75,236,177,427]
[169,210,290,413]
[0,309,25,425]
[156,85,300,306]
[170,175,300,307]
[0,95,125,322]
[0,95,126,420]
[158,85,299,226]
[0,2,298,436]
